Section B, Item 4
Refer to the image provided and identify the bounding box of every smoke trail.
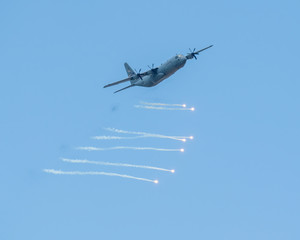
[105,128,192,142]
[43,169,158,183]
[134,105,195,111]
[105,127,154,136]
[92,136,145,140]
[140,101,186,107]
[61,158,175,173]
[77,146,184,152]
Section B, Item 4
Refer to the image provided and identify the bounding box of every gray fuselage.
[132,54,187,87]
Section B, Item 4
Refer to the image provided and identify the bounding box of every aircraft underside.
[103,45,213,93]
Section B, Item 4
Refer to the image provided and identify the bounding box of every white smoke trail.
[134,105,195,111]
[61,158,175,173]
[92,136,145,140]
[43,169,158,183]
[105,127,192,142]
[77,146,184,152]
[105,127,153,136]
[140,101,186,107]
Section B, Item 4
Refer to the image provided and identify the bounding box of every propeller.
[134,68,143,80]
[186,48,199,60]
[147,63,158,74]
[186,45,213,60]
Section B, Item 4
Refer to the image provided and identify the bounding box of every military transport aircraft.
[103,45,213,93]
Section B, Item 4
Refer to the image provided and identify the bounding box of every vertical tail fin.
[124,63,138,85]
[124,63,135,77]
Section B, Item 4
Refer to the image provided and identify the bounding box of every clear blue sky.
[1,0,299,239]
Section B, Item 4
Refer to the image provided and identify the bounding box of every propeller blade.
[147,64,158,74]
[186,45,213,60]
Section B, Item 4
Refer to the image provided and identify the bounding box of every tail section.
[125,62,139,85]
[124,63,135,77]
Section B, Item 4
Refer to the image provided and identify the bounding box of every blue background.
[1,0,299,239]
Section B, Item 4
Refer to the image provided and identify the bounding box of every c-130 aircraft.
[104,45,213,93]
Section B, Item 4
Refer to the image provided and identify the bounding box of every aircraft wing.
[103,71,151,88]
[103,77,132,88]
[186,45,213,60]
[194,45,213,54]
[114,85,135,93]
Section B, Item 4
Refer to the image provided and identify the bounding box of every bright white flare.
[180,148,185,152]
[77,146,183,152]
[134,105,194,111]
[61,158,174,173]
[140,101,187,108]
[43,169,157,183]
